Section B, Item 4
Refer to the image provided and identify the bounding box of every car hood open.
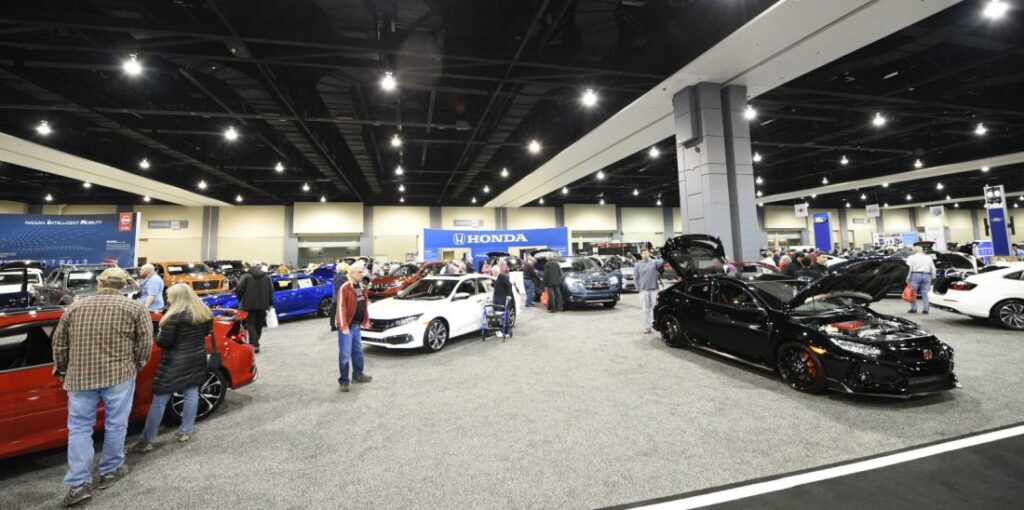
[661,234,727,276]
[789,259,908,307]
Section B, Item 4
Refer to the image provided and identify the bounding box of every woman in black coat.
[127,283,214,452]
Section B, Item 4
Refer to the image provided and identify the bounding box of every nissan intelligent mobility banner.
[421,227,571,268]
[0,213,140,268]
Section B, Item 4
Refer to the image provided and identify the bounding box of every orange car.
[367,262,446,300]
[153,261,227,295]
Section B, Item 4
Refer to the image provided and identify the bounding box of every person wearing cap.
[336,262,372,391]
[328,262,350,332]
[50,267,153,507]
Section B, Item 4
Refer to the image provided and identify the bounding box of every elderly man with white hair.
[136,263,165,311]
[335,261,373,391]
[235,259,274,353]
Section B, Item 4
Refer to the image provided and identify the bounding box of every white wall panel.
[564,204,616,232]
[507,207,556,229]
[293,202,363,234]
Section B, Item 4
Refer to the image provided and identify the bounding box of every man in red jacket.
[336,262,373,392]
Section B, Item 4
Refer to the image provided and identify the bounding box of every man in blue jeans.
[335,262,372,392]
[905,245,937,314]
[51,267,153,507]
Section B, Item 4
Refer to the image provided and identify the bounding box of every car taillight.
[949,281,977,291]
[226,322,249,344]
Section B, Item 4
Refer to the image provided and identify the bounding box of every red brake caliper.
[801,352,818,379]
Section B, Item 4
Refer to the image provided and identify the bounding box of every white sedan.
[362,274,518,351]
[930,262,1024,330]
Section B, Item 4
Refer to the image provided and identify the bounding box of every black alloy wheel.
[993,301,1024,330]
[659,315,690,348]
[423,319,449,352]
[165,369,228,424]
[317,297,332,317]
[776,342,827,394]
[507,305,517,327]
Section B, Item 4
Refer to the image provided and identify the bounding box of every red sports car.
[0,306,257,460]
[367,261,446,300]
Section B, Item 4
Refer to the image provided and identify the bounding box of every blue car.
[202,274,335,319]
[557,256,621,309]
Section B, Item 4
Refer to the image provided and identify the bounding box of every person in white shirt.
[905,246,937,314]
[760,252,777,268]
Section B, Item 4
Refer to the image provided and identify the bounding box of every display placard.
[0,213,139,268]
[794,203,809,218]
[812,212,832,252]
[866,203,880,217]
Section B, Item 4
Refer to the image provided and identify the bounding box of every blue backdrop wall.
[422,227,570,269]
[0,213,139,268]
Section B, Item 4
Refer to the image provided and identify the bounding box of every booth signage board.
[812,212,832,252]
[923,226,947,251]
[794,203,809,218]
[452,219,484,228]
[422,227,570,268]
[975,240,994,263]
[0,213,139,268]
[147,220,189,230]
[852,218,870,225]
[988,207,1012,256]
[865,204,880,217]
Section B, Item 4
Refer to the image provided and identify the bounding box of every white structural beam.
[487,0,961,208]
[885,190,1024,210]
[0,132,231,207]
[759,151,1024,204]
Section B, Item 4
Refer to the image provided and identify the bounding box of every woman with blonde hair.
[127,283,214,452]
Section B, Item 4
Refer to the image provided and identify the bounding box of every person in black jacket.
[490,266,514,337]
[235,261,274,352]
[542,257,564,313]
[127,283,214,452]
[328,262,349,332]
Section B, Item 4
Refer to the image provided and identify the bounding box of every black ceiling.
[0,0,775,206]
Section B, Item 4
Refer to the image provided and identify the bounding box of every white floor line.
[636,424,1024,509]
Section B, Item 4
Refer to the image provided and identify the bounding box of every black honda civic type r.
[653,235,959,397]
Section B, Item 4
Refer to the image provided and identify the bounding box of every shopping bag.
[901,284,916,303]
[266,307,280,328]
[541,289,549,306]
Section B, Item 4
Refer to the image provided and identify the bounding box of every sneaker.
[60,482,92,507]
[254,347,261,353]
[354,374,373,384]
[97,465,129,490]
[339,382,351,392]
[644,328,652,334]
[922,310,929,315]
[174,432,191,443]
[126,440,153,453]
[908,310,917,314]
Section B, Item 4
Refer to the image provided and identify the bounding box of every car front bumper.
[361,322,425,349]
[823,353,958,398]
[564,285,620,303]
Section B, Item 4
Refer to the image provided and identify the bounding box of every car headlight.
[392,314,422,327]
[832,338,882,357]
[565,276,581,287]
[388,282,402,288]
[608,276,617,285]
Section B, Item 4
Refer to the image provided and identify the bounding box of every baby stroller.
[481,296,514,341]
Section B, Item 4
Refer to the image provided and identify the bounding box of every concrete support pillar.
[201,206,218,261]
[800,217,810,245]
[429,207,442,229]
[283,206,298,264]
[495,208,508,230]
[27,204,42,214]
[662,207,674,243]
[614,205,623,241]
[360,206,373,256]
[838,207,849,249]
[555,206,565,227]
[909,208,918,231]
[876,211,885,234]
[971,209,981,239]
[673,82,760,261]
[756,205,768,250]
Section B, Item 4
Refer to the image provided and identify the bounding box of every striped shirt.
[52,288,154,391]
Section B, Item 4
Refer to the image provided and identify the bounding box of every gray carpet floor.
[2,293,1022,509]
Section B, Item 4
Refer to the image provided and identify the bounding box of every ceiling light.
[845,202,852,208]
[562,187,568,195]
[599,198,605,205]
[500,167,509,178]
[983,0,1009,19]
[320,195,326,203]
[483,185,490,194]
[648,146,660,159]
[744,105,757,120]
[139,158,150,170]
[122,54,142,76]
[302,182,310,192]
[35,120,51,136]
[656,199,662,206]
[198,180,207,190]
[391,134,402,147]
[981,166,990,172]
[822,177,829,184]
[471,197,477,204]
[872,112,887,127]
[755,176,763,185]
[914,159,923,169]
[975,123,988,135]
[581,88,597,107]
[381,72,397,91]
[398,184,405,192]
[143,195,151,203]
[539,198,545,205]
[596,170,605,180]
[275,161,284,173]
[905,194,912,201]
[860,193,866,200]
[756,190,763,197]
[395,165,404,175]
[82,182,92,189]
[44,193,53,202]
[235,194,243,203]
[936,182,944,190]
[752,152,763,163]
[884,203,889,208]
[954,202,959,208]
[528,140,541,154]
[840,155,849,165]
[882,182,889,188]
[946,195,951,200]
[811,194,817,198]
[399,196,405,203]
[224,126,239,141]
[633,188,639,196]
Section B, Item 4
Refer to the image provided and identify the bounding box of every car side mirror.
[453,292,470,301]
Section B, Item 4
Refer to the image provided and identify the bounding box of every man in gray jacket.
[635,248,664,333]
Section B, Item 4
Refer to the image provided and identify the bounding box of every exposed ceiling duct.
[317,72,383,194]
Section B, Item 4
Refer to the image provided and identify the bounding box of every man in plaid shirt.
[51,267,153,507]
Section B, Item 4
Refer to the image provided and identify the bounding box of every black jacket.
[542,260,563,286]
[493,273,513,306]
[235,268,274,311]
[154,311,213,395]
[523,262,541,285]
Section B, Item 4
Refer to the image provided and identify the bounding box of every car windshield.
[560,257,600,272]
[421,264,444,276]
[391,265,417,277]
[397,279,458,300]
[747,279,863,314]
[219,263,239,270]
[167,263,211,275]
[67,270,101,290]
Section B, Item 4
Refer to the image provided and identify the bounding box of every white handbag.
[265,307,279,328]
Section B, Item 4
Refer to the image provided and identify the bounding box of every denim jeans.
[140,386,199,443]
[338,324,365,384]
[640,289,658,330]
[524,279,534,306]
[65,378,135,487]
[909,273,932,312]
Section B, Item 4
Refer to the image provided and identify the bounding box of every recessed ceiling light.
[302,182,310,192]
[872,112,887,127]
[528,140,541,154]
[946,195,951,200]
[983,0,1009,19]
[35,120,51,135]
[954,202,959,208]
[811,194,817,198]
[752,152,763,163]
[860,193,866,200]
[235,194,243,203]
[936,182,944,190]
[398,184,405,192]
[82,182,91,189]
[471,197,477,204]
[914,159,923,169]
[840,155,849,165]
[483,185,490,194]
[539,198,545,204]
[143,195,151,203]
[275,161,284,173]
[755,176,764,185]
[123,53,142,76]
[562,187,569,195]
[822,177,829,184]
[399,196,405,203]
[845,202,851,208]
[381,72,397,91]
[500,167,509,178]
[198,180,207,190]
[975,123,988,135]
[320,195,326,203]
[599,198,605,205]
[633,188,639,196]
[744,105,757,120]
[882,182,889,188]
[581,88,597,107]
[648,146,660,159]
[656,199,662,206]
[139,158,150,170]
[981,166,990,172]
[224,126,239,141]
[391,134,402,147]
[44,193,53,202]
[884,203,889,208]
[905,194,912,201]
[596,170,605,180]
[395,165,404,175]
[756,190,763,197]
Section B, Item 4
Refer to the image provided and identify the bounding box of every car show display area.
[1,295,1022,509]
